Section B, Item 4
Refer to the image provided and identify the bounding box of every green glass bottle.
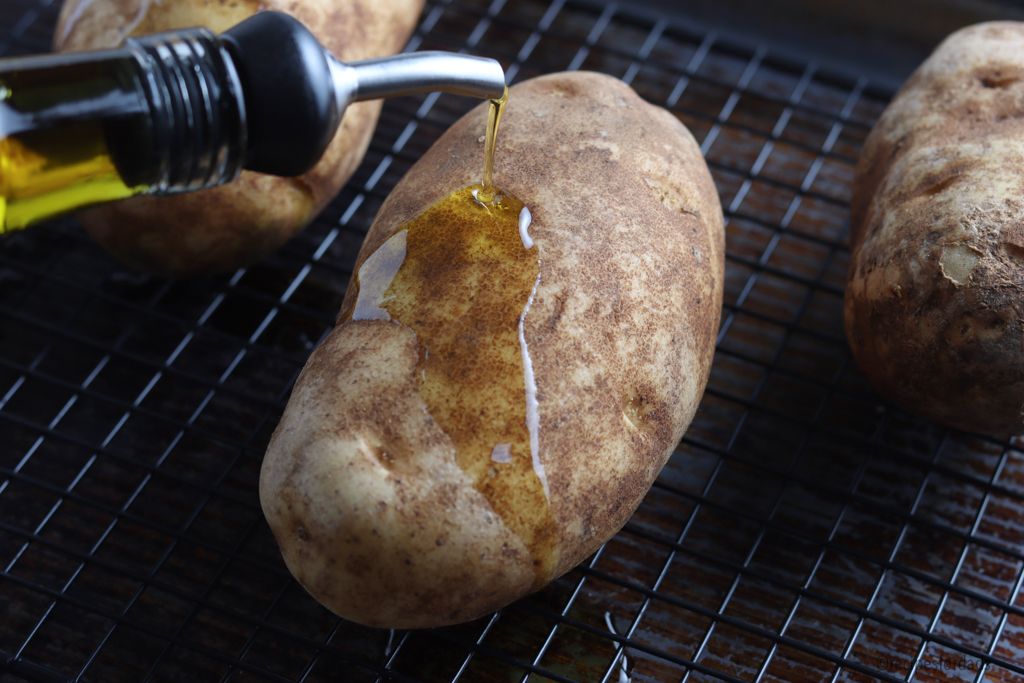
[0,27,246,233]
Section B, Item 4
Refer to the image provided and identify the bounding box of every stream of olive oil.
[475,85,507,204]
[339,90,558,587]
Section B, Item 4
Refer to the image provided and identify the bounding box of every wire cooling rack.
[3,0,1024,681]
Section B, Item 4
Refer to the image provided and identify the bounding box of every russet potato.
[847,22,1024,436]
[260,71,725,628]
[54,0,423,276]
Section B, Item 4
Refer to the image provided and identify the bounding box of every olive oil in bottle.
[0,123,140,232]
[0,59,153,233]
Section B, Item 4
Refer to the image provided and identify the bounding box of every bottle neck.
[125,28,247,195]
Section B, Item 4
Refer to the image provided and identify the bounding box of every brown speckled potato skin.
[260,72,725,628]
[847,22,1024,436]
[54,0,423,276]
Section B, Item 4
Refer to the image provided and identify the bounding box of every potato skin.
[261,72,725,628]
[54,0,423,276]
[847,22,1024,436]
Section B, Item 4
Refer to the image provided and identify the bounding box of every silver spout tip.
[341,51,507,103]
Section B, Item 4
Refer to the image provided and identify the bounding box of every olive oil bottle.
[0,11,507,235]
[337,82,561,585]
[0,27,246,234]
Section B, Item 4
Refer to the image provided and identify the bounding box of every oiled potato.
[261,72,724,628]
[847,22,1024,436]
[54,0,423,276]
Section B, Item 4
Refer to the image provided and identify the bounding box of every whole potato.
[260,71,725,629]
[54,0,423,276]
[847,22,1024,436]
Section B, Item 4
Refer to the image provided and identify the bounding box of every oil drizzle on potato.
[340,184,559,588]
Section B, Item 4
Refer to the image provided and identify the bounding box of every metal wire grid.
[2,0,1024,681]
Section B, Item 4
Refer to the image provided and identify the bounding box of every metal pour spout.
[328,51,507,114]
